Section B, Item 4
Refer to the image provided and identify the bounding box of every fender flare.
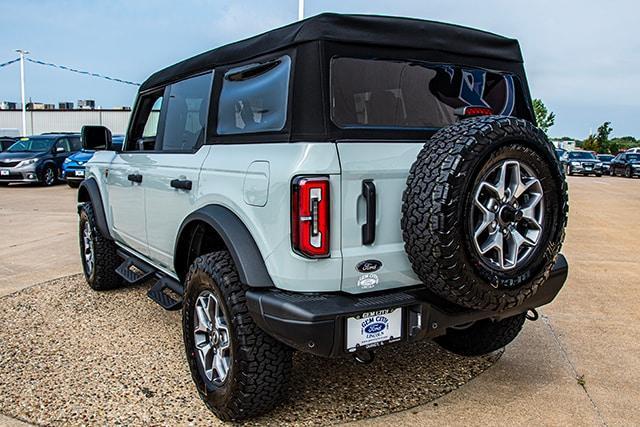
[175,205,274,287]
[77,178,112,240]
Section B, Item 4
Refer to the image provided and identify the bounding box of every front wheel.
[566,165,573,176]
[41,165,56,186]
[182,251,292,421]
[435,313,527,356]
[625,166,632,178]
[78,203,123,290]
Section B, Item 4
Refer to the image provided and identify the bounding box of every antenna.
[298,0,304,21]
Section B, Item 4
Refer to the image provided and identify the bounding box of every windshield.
[597,155,613,161]
[569,152,596,160]
[627,154,640,162]
[7,137,56,152]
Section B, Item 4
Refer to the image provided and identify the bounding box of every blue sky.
[0,0,638,138]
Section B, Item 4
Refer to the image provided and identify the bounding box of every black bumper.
[246,254,568,358]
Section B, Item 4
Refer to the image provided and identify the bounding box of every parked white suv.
[77,13,569,420]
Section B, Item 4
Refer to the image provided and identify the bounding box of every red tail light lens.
[291,176,330,258]
[455,106,494,118]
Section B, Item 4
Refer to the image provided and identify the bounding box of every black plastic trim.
[175,205,274,287]
[246,254,568,358]
[77,178,112,240]
[361,180,376,245]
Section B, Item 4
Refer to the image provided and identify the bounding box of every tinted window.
[217,55,291,135]
[627,154,640,161]
[128,91,163,151]
[55,138,70,152]
[597,155,613,161]
[69,137,82,151]
[331,58,528,129]
[160,72,212,151]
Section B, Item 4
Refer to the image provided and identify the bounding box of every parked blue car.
[62,135,123,188]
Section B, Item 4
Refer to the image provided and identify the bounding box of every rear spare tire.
[401,116,567,311]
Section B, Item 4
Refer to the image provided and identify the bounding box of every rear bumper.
[247,254,568,358]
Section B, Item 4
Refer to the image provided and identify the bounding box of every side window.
[159,72,213,151]
[217,55,291,135]
[69,137,82,151]
[127,91,164,151]
[55,138,70,152]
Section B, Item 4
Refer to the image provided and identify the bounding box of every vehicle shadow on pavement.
[0,275,500,426]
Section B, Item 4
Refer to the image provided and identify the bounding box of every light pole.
[298,0,304,21]
[15,49,29,136]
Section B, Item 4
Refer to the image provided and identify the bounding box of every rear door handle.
[127,174,143,183]
[170,179,192,191]
[362,180,376,245]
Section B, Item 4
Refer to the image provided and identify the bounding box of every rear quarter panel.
[197,142,343,292]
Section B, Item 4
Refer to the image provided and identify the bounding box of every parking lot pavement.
[0,184,80,297]
[358,175,640,426]
[1,175,639,426]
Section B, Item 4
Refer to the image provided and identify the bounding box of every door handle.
[362,180,376,245]
[170,179,192,191]
[127,174,143,183]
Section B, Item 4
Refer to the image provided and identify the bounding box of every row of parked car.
[0,134,123,187]
[555,148,640,178]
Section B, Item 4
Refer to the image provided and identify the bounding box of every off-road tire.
[401,116,568,311]
[435,313,526,356]
[182,251,292,421]
[78,202,123,290]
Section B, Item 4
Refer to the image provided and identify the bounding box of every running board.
[147,277,184,311]
[115,256,156,285]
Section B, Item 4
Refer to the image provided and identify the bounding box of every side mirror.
[81,125,113,151]
[55,146,65,153]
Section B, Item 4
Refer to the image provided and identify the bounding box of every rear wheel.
[435,313,527,356]
[182,251,292,421]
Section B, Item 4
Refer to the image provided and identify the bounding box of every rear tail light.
[291,176,330,258]
[454,106,494,118]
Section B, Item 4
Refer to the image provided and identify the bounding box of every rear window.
[330,57,529,129]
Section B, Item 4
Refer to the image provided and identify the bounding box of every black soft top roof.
[140,13,523,91]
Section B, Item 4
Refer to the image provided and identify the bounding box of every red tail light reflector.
[291,176,330,258]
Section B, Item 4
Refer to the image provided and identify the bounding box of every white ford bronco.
[78,14,568,420]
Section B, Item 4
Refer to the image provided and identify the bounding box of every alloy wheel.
[44,167,55,185]
[82,221,94,276]
[193,291,231,384]
[470,159,544,271]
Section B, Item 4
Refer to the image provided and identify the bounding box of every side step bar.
[116,249,184,311]
[147,277,184,311]
[115,255,155,285]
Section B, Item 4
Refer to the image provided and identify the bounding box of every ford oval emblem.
[356,259,382,273]
[364,322,386,334]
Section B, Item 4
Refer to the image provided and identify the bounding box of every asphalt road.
[0,176,639,426]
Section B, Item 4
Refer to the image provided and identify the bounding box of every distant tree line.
[534,99,637,154]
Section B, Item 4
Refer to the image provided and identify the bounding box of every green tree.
[582,134,600,152]
[532,98,556,134]
[596,122,614,154]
